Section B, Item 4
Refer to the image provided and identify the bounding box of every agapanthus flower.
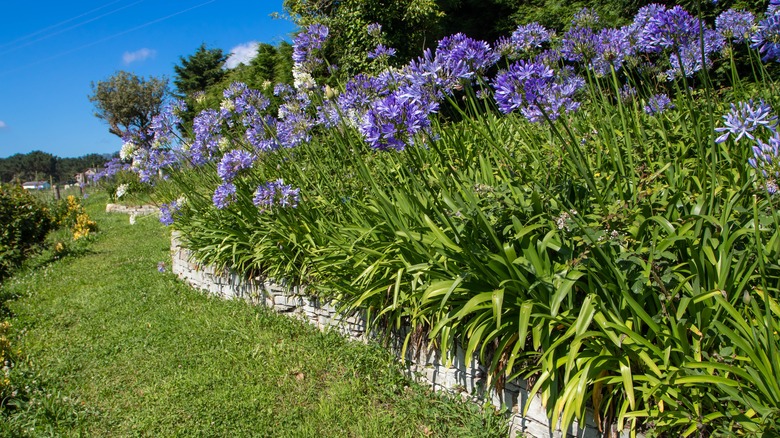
[770,0,780,16]
[359,91,438,151]
[148,99,185,147]
[572,7,600,28]
[636,5,710,54]
[217,149,255,182]
[292,23,329,70]
[367,22,382,37]
[619,84,637,103]
[245,116,280,152]
[368,44,397,59]
[132,148,179,183]
[644,93,674,114]
[750,135,780,184]
[665,29,724,79]
[159,200,180,226]
[715,100,778,143]
[213,182,236,209]
[253,179,300,212]
[190,109,224,165]
[752,12,780,62]
[223,82,269,119]
[496,22,554,58]
[404,34,498,101]
[590,27,633,76]
[716,9,756,44]
[492,60,583,123]
[561,26,597,62]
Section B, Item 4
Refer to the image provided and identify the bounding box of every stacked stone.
[170,232,618,438]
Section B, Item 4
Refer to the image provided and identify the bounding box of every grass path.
[1,200,505,437]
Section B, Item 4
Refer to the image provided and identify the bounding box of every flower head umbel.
[368,44,397,60]
[644,93,674,115]
[149,99,185,147]
[591,27,633,76]
[213,182,237,209]
[752,12,780,62]
[253,179,300,212]
[359,91,438,151]
[496,22,554,58]
[750,135,780,184]
[715,100,778,143]
[292,24,329,69]
[492,60,583,123]
[159,200,181,226]
[217,149,255,182]
[716,9,756,44]
[190,109,224,165]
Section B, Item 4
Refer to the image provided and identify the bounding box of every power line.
[0,0,147,57]
[0,0,220,77]
[0,0,125,49]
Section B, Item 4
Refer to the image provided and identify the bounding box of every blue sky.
[0,0,296,158]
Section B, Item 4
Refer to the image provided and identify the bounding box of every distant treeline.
[0,150,113,184]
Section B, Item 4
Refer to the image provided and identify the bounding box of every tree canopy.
[173,44,228,97]
[88,71,168,142]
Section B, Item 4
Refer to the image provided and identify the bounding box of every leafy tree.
[88,71,168,142]
[173,44,228,97]
[284,0,443,76]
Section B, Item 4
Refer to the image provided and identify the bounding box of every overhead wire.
[0,0,220,77]
[0,0,147,57]
[0,0,126,49]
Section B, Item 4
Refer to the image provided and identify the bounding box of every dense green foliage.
[0,197,506,436]
[0,185,54,282]
[88,71,168,141]
[149,23,780,438]
[0,150,108,184]
[282,0,772,76]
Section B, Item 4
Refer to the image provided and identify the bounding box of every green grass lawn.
[0,196,506,437]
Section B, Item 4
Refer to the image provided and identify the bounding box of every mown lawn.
[0,197,506,437]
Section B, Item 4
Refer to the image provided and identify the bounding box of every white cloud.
[122,48,157,65]
[0,121,6,129]
[225,41,259,69]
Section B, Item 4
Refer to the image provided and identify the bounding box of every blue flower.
[159,201,180,226]
[715,100,778,143]
[359,91,438,151]
[253,179,300,212]
[716,9,756,44]
[292,24,329,70]
[217,149,255,182]
[492,60,583,123]
[213,182,236,209]
[752,12,780,62]
[644,94,674,115]
[368,44,397,59]
[496,22,554,58]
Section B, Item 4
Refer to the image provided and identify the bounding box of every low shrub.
[0,186,54,282]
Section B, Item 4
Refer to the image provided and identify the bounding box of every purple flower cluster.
[149,99,185,147]
[753,11,780,62]
[190,109,224,165]
[92,157,130,182]
[359,92,438,151]
[590,28,632,76]
[715,100,778,143]
[716,9,756,44]
[292,24,329,69]
[496,22,554,58]
[368,44,397,60]
[217,149,255,182]
[492,61,583,123]
[159,200,181,226]
[644,94,674,115]
[213,182,237,209]
[253,179,300,212]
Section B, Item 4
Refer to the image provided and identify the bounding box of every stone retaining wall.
[105,203,160,215]
[171,231,617,438]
